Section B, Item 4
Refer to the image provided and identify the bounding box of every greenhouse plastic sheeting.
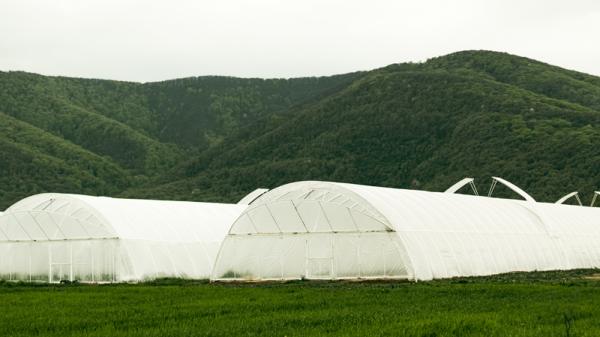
[212,181,600,281]
[0,193,247,282]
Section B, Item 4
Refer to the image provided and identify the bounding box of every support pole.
[91,251,95,283]
[556,192,582,206]
[592,192,600,207]
[330,237,334,280]
[575,194,583,207]
[69,243,73,282]
[304,238,309,279]
[48,245,52,283]
[29,244,32,282]
[488,180,497,197]
[469,181,479,196]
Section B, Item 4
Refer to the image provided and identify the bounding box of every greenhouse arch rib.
[556,192,582,206]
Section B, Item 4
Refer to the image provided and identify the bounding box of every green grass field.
[2,270,600,337]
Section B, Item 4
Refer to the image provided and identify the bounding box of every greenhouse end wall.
[212,181,414,281]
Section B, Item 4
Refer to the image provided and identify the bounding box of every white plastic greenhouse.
[212,180,600,281]
[0,193,246,283]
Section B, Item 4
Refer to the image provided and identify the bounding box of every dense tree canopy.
[1,50,599,209]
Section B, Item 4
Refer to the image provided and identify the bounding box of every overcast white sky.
[1,0,599,82]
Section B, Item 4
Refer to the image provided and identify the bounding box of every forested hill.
[0,71,361,208]
[2,50,600,209]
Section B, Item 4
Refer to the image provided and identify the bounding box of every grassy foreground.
[2,270,600,337]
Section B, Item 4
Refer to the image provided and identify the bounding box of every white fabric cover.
[213,181,600,281]
[0,193,246,282]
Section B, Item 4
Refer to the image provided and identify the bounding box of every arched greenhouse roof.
[1,193,248,282]
[214,181,600,281]
[1,193,246,242]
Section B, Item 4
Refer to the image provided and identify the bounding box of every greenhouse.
[212,179,600,281]
[0,193,246,283]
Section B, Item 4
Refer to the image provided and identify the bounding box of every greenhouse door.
[306,236,333,279]
[49,243,73,283]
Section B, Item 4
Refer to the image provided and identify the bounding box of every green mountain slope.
[0,70,361,207]
[0,72,180,173]
[425,51,600,111]
[2,50,599,209]
[0,71,360,151]
[0,112,129,206]
[143,74,363,148]
[125,51,600,204]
